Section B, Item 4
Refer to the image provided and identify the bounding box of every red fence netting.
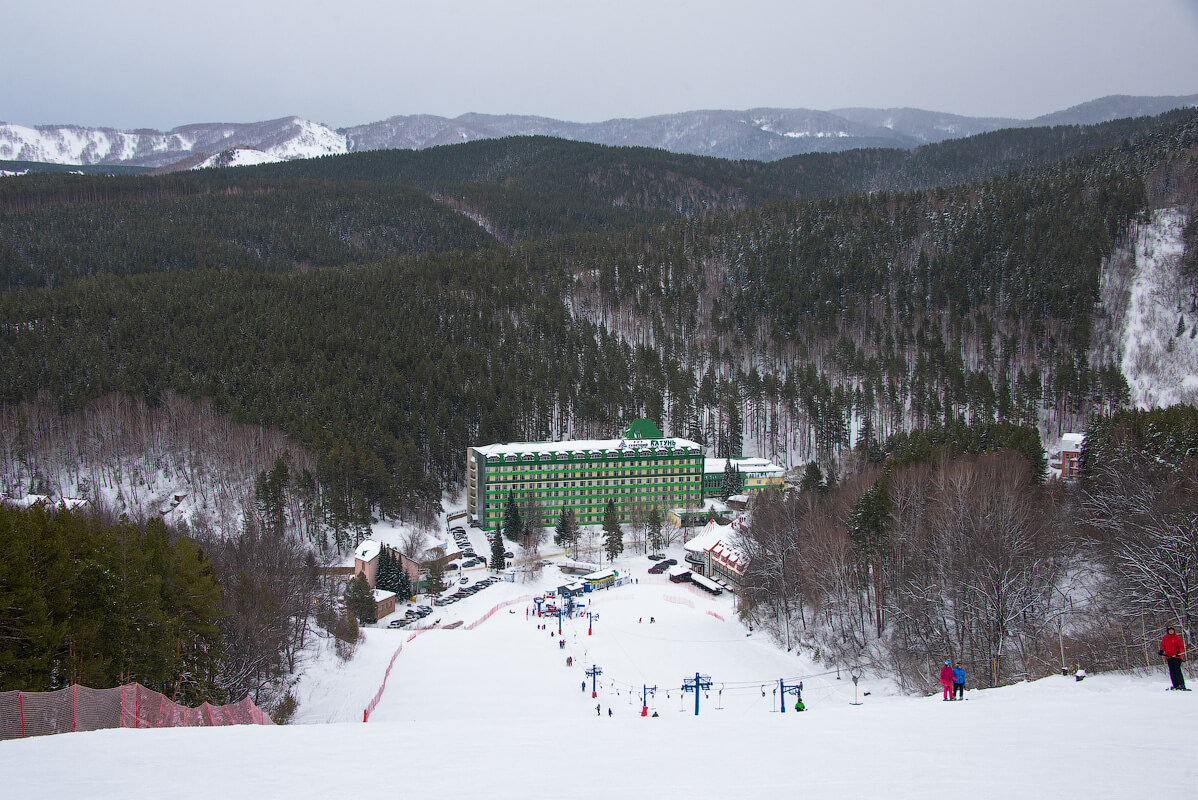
[363,595,534,721]
[0,683,272,740]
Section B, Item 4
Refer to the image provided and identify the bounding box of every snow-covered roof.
[372,589,395,603]
[1059,433,1085,450]
[584,569,617,582]
[708,539,748,573]
[475,434,701,458]
[672,498,729,518]
[727,494,749,504]
[703,457,784,477]
[561,559,601,572]
[667,565,691,578]
[685,520,733,553]
[57,497,90,510]
[3,494,51,509]
[355,540,381,562]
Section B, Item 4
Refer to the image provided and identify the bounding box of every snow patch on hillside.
[1120,207,1198,408]
[0,118,349,167]
[265,118,348,159]
[195,147,283,169]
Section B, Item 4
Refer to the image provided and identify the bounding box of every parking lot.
[451,524,488,568]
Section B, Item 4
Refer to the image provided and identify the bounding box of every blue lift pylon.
[586,664,603,699]
[780,679,803,712]
[641,684,657,716]
[682,673,712,716]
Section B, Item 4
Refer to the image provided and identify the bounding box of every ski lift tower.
[586,664,603,699]
[641,684,657,716]
[682,673,712,716]
[779,679,803,712]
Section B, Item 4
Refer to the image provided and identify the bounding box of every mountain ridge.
[3,93,1195,170]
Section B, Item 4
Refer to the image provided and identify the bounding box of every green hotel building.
[466,420,704,531]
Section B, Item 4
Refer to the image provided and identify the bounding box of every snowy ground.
[1120,207,1198,408]
[4,537,1195,798]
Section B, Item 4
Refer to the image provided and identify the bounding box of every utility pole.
[682,672,712,716]
[586,664,603,699]
[641,684,657,716]
[779,679,803,713]
[588,611,598,636]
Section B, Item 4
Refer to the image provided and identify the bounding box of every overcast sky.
[4,0,1197,129]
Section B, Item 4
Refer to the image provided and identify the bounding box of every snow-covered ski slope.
[3,550,1195,799]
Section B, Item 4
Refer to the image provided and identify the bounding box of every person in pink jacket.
[940,660,955,700]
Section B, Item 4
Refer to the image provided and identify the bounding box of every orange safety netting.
[0,683,273,740]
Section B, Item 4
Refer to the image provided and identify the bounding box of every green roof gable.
[623,419,664,439]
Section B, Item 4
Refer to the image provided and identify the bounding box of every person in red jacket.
[1160,627,1189,691]
[940,660,955,700]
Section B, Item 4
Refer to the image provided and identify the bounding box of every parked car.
[648,563,668,574]
[504,551,514,559]
[388,619,407,628]
[648,553,666,561]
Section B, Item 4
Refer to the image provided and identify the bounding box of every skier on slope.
[952,662,966,700]
[940,660,955,701]
[1160,627,1189,691]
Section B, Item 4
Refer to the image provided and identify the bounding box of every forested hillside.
[732,405,1198,689]
[1,109,1196,545]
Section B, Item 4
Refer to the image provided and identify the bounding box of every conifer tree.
[490,532,506,572]
[646,508,664,554]
[344,573,376,624]
[376,548,396,593]
[553,507,579,558]
[395,569,412,602]
[426,558,446,597]
[554,506,571,548]
[602,499,624,562]
[502,491,522,543]
[720,460,742,499]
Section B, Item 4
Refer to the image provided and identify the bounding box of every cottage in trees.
[354,540,383,586]
[353,539,421,590]
[1058,432,1084,480]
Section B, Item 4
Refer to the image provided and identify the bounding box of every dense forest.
[2,108,1194,529]
[2,106,1197,707]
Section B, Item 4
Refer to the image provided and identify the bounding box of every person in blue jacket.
[952,662,966,700]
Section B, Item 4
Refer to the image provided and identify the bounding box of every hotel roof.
[473,435,702,458]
